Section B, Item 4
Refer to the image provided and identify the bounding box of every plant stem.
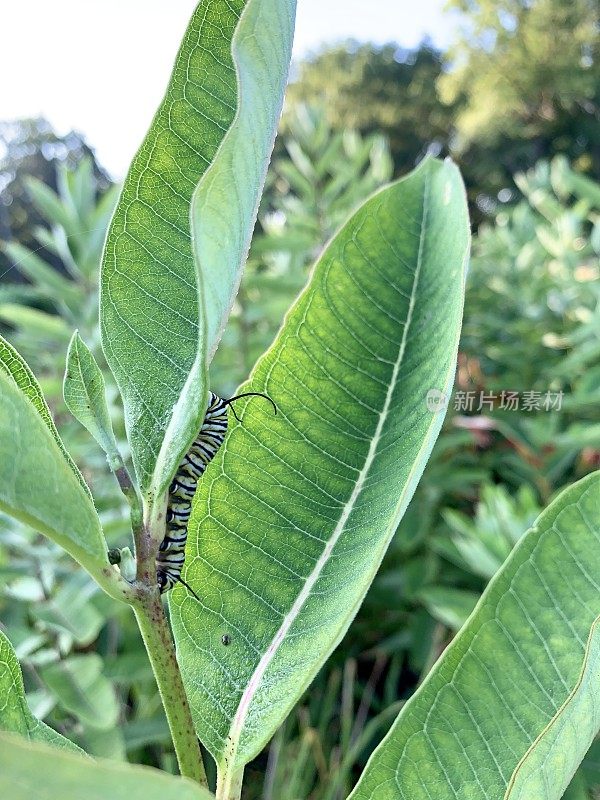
[128,490,206,785]
[109,455,144,540]
[216,765,244,800]
[133,590,208,787]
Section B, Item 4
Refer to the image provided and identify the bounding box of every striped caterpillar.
[156,391,276,599]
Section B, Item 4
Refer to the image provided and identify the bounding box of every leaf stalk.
[216,765,244,800]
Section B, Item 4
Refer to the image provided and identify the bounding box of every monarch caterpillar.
[156,390,276,599]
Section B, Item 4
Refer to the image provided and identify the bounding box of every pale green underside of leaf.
[0,732,213,800]
[191,0,296,360]
[63,332,120,461]
[172,157,470,770]
[0,630,83,754]
[0,369,107,573]
[349,472,600,800]
[100,0,294,494]
[0,333,91,498]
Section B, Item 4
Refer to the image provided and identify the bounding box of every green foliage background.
[0,0,599,796]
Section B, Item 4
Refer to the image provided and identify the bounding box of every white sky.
[2,1,454,179]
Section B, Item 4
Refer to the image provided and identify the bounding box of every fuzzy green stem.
[133,590,208,787]
[216,766,245,800]
[110,457,143,539]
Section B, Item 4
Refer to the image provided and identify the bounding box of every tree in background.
[0,118,110,281]
[283,41,457,175]
[284,0,600,223]
[439,0,600,213]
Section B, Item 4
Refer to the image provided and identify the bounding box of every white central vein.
[224,175,431,767]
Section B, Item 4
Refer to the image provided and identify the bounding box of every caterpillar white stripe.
[156,391,276,598]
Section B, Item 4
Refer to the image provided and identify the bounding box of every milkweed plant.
[0,2,598,800]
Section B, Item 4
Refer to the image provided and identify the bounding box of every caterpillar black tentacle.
[156,390,276,598]
[222,392,277,422]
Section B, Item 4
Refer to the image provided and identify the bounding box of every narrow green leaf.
[1,241,81,305]
[24,177,79,238]
[0,629,83,754]
[0,303,71,340]
[0,732,214,800]
[63,332,120,464]
[349,472,600,800]
[172,157,470,772]
[100,0,295,495]
[40,655,119,731]
[417,586,479,631]
[0,368,109,579]
[0,333,91,496]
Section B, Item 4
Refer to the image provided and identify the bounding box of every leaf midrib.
[224,173,432,765]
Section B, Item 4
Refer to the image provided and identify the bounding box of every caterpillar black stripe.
[156,390,276,599]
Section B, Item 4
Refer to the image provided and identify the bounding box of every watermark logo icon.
[424,388,564,413]
[426,388,449,413]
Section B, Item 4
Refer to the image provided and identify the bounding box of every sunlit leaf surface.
[172,158,470,774]
[349,472,600,800]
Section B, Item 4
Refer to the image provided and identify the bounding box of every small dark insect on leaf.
[221,634,231,646]
[108,548,122,565]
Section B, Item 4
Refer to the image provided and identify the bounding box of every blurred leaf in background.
[0,155,118,381]
[0,118,111,286]
[458,155,600,498]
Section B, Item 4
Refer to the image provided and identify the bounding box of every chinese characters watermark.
[426,389,564,413]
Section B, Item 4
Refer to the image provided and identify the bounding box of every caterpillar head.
[157,571,167,593]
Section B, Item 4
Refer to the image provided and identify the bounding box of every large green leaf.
[172,157,470,776]
[100,0,295,494]
[0,732,213,800]
[349,472,600,800]
[0,368,108,580]
[0,629,83,754]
